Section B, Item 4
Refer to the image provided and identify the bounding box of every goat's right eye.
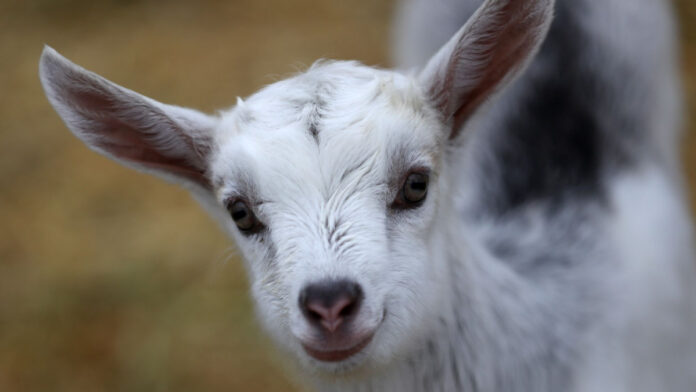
[227,200,262,233]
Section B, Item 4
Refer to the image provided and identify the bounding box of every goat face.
[209,64,450,371]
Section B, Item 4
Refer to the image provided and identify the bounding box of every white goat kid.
[39,0,696,390]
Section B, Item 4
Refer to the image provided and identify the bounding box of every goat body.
[39,0,696,390]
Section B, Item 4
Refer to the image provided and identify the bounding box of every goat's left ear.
[39,46,218,190]
[419,0,554,138]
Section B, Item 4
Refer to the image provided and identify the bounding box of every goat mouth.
[302,333,374,362]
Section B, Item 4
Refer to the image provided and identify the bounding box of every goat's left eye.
[393,172,429,209]
[227,200,263,234]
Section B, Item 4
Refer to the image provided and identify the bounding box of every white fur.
[575,166,696,392]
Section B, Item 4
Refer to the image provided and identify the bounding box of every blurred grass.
[0,1,694,391]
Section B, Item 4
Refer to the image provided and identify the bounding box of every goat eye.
[227,200,261,233]
[403,173,428,203]
[392,172,429,210]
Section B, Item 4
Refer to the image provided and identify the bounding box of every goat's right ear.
[419,0,554,139]
[39,46,218,190]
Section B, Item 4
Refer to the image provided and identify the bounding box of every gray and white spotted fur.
[39,0,696,390]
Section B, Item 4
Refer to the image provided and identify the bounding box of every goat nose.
[299,280,363,333]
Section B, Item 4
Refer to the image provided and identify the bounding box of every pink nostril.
[306,296,354,332]
[299,280,363,333]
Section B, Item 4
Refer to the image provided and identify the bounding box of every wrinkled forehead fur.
[212,61,444,220]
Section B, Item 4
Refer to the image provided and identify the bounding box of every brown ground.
[0,1,694,391]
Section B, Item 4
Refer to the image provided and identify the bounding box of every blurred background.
[0,1,695,391]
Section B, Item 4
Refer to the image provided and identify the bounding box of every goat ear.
[39,46,217,189]
[419,0,554,138]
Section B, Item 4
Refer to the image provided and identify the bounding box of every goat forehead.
[231,61,426,133]
[218,121,388,208]
[213,61,440,201]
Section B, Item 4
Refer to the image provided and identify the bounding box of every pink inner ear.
[459,6,539,114]
[94,120,210,187]
[429,1,551,136]
[65,78,211,188]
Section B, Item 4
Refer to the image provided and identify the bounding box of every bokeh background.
[0,1,695,391]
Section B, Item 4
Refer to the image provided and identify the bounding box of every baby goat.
[39,0,696,390]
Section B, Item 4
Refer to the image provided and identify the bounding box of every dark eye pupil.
[410,180,426,190]
[232,209,247,221]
